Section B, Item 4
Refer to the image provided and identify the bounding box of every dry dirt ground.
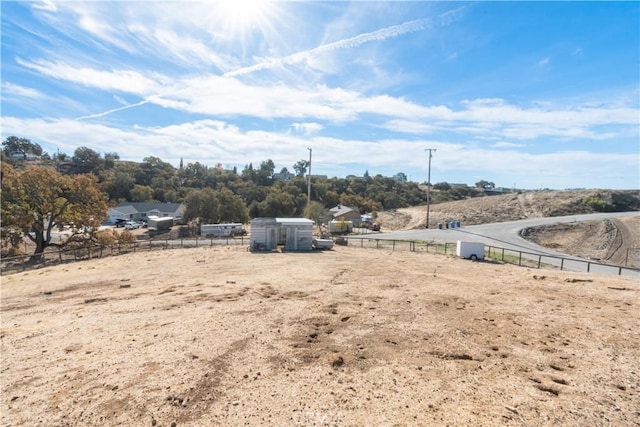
[1,246,639,426]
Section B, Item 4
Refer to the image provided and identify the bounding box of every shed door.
[286,228,297,250]
[268,228,277,249]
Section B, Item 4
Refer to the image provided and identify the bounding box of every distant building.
[107,202,185,224]
[273,171,295,182]
[309,174,328,180]
[8,152,40,161]
[329,205,362,226]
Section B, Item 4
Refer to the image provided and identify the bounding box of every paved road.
[360,212,640,278]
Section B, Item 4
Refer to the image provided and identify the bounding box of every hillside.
[376,190,640,267]
[376,189,640,230]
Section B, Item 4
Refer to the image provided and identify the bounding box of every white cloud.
[113,95,128,106]
[491,141,525,148]
[16,58,168,96]
[537,57,550,67]
[31,0,57,12]
[1,82,45,99]
[10,50,638,143]
[3,116,637,189]
[292,122,324,136]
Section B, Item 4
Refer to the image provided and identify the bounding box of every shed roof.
[275,218,314,225]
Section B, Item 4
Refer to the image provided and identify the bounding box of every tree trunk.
[29,230,47,264]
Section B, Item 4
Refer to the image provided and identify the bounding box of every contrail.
[75,99,150,120]
[75,8,468,121]
[223,18,431,78]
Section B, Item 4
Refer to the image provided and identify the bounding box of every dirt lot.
[1,246,639,426]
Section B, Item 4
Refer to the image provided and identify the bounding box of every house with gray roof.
[329,205,362,226]
[107,202,185,224]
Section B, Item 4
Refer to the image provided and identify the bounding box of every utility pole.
[425,148,436,228]
[306,147,312,214]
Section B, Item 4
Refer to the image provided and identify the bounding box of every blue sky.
[1,1,638,189]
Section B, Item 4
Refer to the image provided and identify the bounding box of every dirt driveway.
[1,246,638,426]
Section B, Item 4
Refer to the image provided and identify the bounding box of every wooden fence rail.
[1,236,248,274]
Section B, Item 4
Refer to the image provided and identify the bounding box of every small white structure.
[201,223,245,238]
[148,216,174,232]
[250,217,314,251]
[250,218,279,251]
[313,238,334,250]
[277,218,314,251]
[456,241,485,260]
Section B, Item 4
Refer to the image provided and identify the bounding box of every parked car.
[124,221,141,230]
[114,219,127,228]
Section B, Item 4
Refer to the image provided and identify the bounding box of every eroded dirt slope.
[524,217,640,268]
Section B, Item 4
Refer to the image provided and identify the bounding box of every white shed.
[250,218,279,251]
[250,217,314,251]
[276,218,314,251]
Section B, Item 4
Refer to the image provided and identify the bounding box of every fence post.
[618,266,622,276]
[560,258,564,271]
[587,262,591,273]
[59,247,63,262]
[501,248,505,261]
[518,252,522,266]
[392,240,395,250]
[537,255,542,269]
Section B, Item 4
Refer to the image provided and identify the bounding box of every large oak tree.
[1,163,108,257]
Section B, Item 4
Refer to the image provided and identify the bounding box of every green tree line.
[2,137,438,215]
[2,136,500,257]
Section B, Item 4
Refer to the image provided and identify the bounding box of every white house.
[107,202,185,224]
